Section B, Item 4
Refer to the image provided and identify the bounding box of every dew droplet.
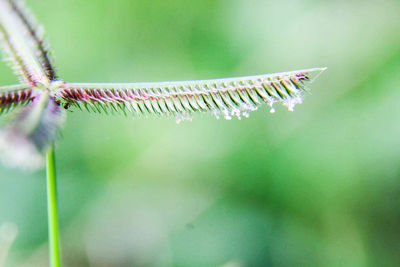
[288,104,294,112]
[242,111,250,118]
[175,115,183,124]
[231,108,241,120]
[268,101,276,114]
[212,109,220,120]
[222,109,232,120]
[283,96,303,112]
[184,113,193,122]
[176,112,193,124]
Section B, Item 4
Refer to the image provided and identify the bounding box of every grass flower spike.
[0,0,326,169]
[0,0,64,169]
[0,0,326,266]
[57,68,326,123]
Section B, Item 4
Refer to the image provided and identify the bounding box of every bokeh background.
[1,0,400,266]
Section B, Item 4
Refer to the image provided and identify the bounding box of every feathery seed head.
[55,68,326,122]
[0,0,327,170]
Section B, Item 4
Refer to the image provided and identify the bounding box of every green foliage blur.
[1,0,400,266]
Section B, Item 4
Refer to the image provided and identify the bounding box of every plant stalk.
[46,145,61,267]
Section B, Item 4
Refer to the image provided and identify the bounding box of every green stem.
[46,145,61,267]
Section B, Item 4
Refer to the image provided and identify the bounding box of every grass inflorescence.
[0,0,326,266]
[56,68,325,122]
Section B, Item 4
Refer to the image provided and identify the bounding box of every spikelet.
[0,84,35,115]
[6,0,56,80]
[0,0,55,83]
[0,92,65,170]
[0,25,34,83]
[56,68,326,122]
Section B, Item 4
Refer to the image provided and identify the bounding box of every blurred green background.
[1,0,400,266]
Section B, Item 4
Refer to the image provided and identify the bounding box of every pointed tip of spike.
[304,67,327,83]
